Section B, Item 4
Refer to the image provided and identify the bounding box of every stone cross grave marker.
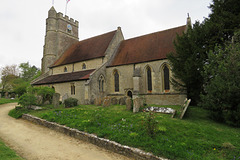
[180,99,191,119]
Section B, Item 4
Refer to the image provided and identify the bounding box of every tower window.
[147,66,152,91]
[114,70,119,92]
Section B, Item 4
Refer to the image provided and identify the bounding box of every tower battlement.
[42,7,79,74]
[56,12,79,26]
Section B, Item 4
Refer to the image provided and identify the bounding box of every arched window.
[98,75,104,92]
[147,66,152,91]
[114,70,119,92]
[64,67,67,72]
[71,83,75,95]
[163,65,170,91]
[82,63,86,69]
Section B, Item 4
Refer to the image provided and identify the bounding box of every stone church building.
[32,7,189,105]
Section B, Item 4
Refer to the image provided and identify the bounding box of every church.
[32,7,189,105]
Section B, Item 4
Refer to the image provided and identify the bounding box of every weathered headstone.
[44,100,50,105]
[94,97,102,106]
[111,97,118,105]
[180,99,191,119]
[119,97,127,105]
[5,92,9,99]
[126,97,132,111]
[52,93,60,108]
[62,93,68,104]
[36,95,43,105]
[133,97,142,113]
[102,96,111,107]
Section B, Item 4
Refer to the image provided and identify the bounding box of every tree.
[1,64,19,96]
[168,0,240,105]
[19,62,41,82]
[200,35,240,127]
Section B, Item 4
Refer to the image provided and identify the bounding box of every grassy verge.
[0,139,23,160]
[0,98,18,105]
[22,104,240,160]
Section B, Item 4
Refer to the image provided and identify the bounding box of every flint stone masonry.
[22,114,168,160]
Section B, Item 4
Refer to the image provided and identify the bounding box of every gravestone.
[126,97,132,111]
[94,97,102,106]
[111,97,118,105]
[133,97,142,113]
[119,97,126,105]
[102,96,111,107]
[36,95,43,105]
[62,93,68,104]
[180,99,191,119]
[52,93,60,108]
[5,92,9,99]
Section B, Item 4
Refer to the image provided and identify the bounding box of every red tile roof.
[51,30,117,68]
[108,25,186,67]
[32,69,95,85]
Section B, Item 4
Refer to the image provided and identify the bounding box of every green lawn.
[23,104,240,160]
[0,98,18,105]
[0,140,23,160]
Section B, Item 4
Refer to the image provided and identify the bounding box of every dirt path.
[0,103,131,160]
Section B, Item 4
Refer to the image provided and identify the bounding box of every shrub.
[18,93,36,108]
[64,97,78,108]
[31,86,55,104]
[8,108,29,119]
[143,112,158,138]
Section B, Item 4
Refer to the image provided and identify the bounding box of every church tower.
[41,7,79,74]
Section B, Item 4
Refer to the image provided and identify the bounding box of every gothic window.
[71,83,75,95]
[98,75,104,92]
[163,65,170,91]
[147,66,152,91]
[82,63,86,69]
[114,70,119,92]
[64,67,67,72]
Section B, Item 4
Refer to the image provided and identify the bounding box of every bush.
[18,93,36,108]
[8,108,29,119]
[64,97,78,108]
[143,112,158,138]
[30,86,55,104]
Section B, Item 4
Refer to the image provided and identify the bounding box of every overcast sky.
[0,0,212,70]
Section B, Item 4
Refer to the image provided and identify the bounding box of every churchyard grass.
[27,105,240,160]
[0,98,18,105]
[0,140,23,160]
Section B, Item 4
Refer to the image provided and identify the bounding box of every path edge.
[22,114,168,160]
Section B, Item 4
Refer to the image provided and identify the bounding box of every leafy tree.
[168,0,240,104]
[200,36,240,127]
[19,62,41,82]
[0,65,19,96]
[12,78,29,97]
[18,93,37,108]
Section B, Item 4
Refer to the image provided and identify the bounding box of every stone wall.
[22,114,168,160]
[52,58,103,75]
[52,81,85,104]
[87,27,124,103]
[143,93,186,105]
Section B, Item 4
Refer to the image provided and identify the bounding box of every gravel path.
[0,103,131,160]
